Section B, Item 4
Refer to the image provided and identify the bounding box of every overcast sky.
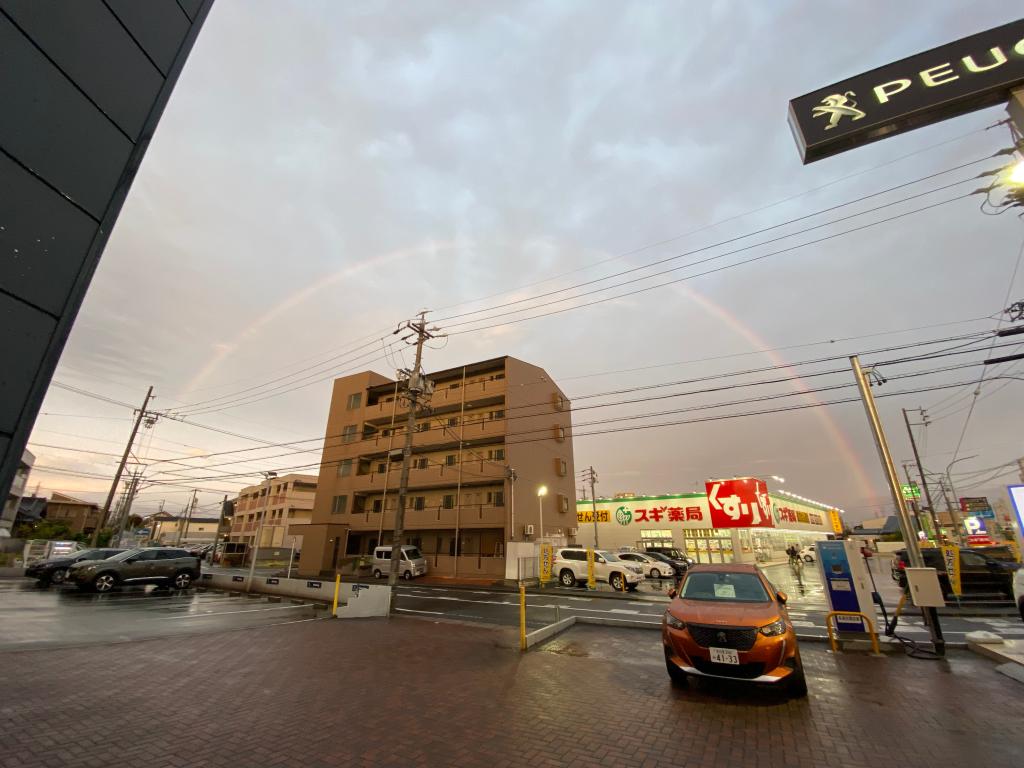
[29,1,1024,524]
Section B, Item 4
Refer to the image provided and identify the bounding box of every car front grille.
[687,624,758,651]
[692,658,765,679]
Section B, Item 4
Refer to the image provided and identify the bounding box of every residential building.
[152,515,222,545]
[295,356,576,579]
[44,493,101,536]
[1,450,34,534]
[229,474,317,551]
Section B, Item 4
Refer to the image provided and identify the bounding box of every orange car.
[662,564,806,696]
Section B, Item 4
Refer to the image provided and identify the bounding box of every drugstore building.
[574,488,843,564]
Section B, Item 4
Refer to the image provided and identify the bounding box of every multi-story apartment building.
[296,356,576,579]
[228,474,317,551]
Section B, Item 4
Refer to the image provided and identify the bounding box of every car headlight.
[663,612,686,630]
[759,618,787,637]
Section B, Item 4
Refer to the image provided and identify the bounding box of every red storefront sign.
[705,478,774,528]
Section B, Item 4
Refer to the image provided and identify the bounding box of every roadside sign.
[539,544,554,584]
[960,496,994,518]
[941,545,962,596]
[586,548,596,590]
[900,483,921,500]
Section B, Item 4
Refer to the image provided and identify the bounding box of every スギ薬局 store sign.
[705,478,774,529]
[789,18,1024,163]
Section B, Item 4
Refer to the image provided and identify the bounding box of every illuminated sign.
[789,19,1024,162]
[706,478,774,529]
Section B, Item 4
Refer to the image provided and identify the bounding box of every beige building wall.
[296,357,576,578]
[228,473,318,550]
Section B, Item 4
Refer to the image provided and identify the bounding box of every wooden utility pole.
[93,387,153,546]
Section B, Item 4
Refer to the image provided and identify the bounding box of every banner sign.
[539,544,554,584]
[829,509,844,535]
[941,545,962,596]
[705,478,774,528]
[960,496,994,518]
[789,19,1024,162]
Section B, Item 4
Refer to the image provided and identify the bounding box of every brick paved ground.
[1,617,1021,768]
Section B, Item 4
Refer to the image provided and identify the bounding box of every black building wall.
[0,0,214,499]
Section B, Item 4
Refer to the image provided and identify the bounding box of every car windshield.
[599,552,621,562]
[107,549,144,562]
[404,548,422,560]
[647,552,671,563]
[680,572,770,603]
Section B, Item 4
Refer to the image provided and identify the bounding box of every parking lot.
[0,579,324,651]
[1,613,1021,768]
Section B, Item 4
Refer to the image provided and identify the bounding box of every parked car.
[1014,568,1024,622]
[67,547,201,593]
[799,545,816,563]
[617,551,673,579]
[25,548,125,586]
[553,548,643,590]
[642,545,695,568]
[891,547,1019,599]
[662,564,806,696]
[371,545,428,580]
[645,550,690,579]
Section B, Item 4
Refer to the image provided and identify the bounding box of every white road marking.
[396,608,443,615]
[609,609,641,615]
[791,621,816,628]
[159,604,311,620]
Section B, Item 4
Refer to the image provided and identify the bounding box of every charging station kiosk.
[817,540,875,632]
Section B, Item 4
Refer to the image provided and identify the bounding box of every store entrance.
[683,530,734,564]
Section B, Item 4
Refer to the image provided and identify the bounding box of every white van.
[372,545,428,580]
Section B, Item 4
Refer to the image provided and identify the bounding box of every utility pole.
[850,356,944,655]
[507,467,517,541]
[176,489,197,546]
[112,470,142,547]
[93,386,153,546]
[388,312,439,599]
[901,408,942,544]
[247,472,276,592]
[210,495,228,565]
[900,462,926,539]
[581,466,600,549]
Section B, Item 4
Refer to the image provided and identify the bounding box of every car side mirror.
[777,591,788,605]
[668,588,677,598]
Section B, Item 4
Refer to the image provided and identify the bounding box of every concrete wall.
[0,1,214,502]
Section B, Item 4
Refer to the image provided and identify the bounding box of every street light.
[1009,158,1024,185]
[537,485,547,541]
[770,475,785,484]
[247,471,277,592]
[945,456,976,546]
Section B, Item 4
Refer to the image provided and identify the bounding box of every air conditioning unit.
[524,524,535,536]
[568,528,579,537]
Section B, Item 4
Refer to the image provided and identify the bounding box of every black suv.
[25,548,125,586]
[67,547,201,593]
[891,547,1019,599]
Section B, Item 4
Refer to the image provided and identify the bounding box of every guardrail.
[825,610,880,655]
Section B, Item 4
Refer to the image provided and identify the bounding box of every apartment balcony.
[347,460,507,493]
[350,504,508,530]
[364,377,506,424]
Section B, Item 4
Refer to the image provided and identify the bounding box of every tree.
[13,519,72,540]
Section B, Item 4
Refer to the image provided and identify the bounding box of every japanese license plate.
[709,647,739,665]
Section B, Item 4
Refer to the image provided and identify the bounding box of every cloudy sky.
[30,1,1024,524]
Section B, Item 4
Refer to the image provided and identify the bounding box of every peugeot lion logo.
[717,631,727,644]
[812,91,866,129]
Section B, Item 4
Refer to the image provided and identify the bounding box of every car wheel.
[664,650,688,687]
[93,573,117,593]
[559,569,577,587]
[373,569,383,579]
[788,652,808,698]
[173,571,194,590]
[803,555,814,563]
[649,568,662,580]
[402,570,412,580]
[609,572,625,591]
[50,568,68,584]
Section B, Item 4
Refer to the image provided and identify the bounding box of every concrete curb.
[524,616,576,648]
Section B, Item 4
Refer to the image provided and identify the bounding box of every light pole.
[247,471,276,592]
[945,455,977,545]
[537,485,547,541]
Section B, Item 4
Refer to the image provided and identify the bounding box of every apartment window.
[372,499,382,513]
[382,428,391,437]
[413,496,426,511]
[558,494,569,513]
[341,425,358,444]
[445,454,457,466]
[488,410,505,420]
[449,382,460,390]
[338,459,353,477]
[553,425,566,443]
[415,458,429,470]
[416,421,431,432]
[554,458,567,477]
[448,416,459,427]
[492,491,505,507]
[346,392,363,410]
[488,448,505,461]
[376,462,387,473]
[288,510,296,518]
[553,393,566,411]
[443,494,455,509]
[493,373,505,381]
[331,495,348,515]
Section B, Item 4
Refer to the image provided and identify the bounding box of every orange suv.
[662,564,806,697]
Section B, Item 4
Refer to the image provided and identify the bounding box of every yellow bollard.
[620,572,626,593]
[332,573,341,616]
[519,583,527,651]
